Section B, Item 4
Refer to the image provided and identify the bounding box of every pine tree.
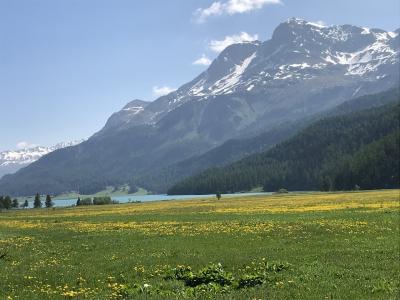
[45,195,53,208]
[12,199,19,208]
[22,200,29,209]
[4,196,12,209]
[33,193,42,208]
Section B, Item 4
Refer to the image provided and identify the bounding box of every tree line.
[0,193,54,210]
[76,196,116,206]
[0,196,22,209]
[32,193,54,208]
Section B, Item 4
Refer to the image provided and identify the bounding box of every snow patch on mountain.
[105,18,399,130]
[0,140,84,167]
[209,52,257,95]
[317,29,397,76]
[306,21,327,28]
[122,106,144,115]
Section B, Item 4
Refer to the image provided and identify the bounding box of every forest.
[168,100,400,195]
[139,88,399,193]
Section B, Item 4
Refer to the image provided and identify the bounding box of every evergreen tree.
[12,199,19,208]
[45,195,53,208]
[33,193,42,208]
[0,196,12,209]
[22,200,29,209]
[3,196,12,209]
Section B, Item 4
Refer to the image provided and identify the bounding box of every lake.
[26,192,271,208]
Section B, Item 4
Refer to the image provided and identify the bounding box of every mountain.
[0,140,84,179]
[103,19,399,134]
[0,18,399,196]
[138,88,400,193]
[168,99,400,195]
[102,99,150,131]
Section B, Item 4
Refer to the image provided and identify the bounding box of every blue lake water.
[26,192,271,208]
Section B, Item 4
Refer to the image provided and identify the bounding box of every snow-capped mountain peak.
[0,140,84,178]
[102,18,398,133]
[1,18,399,196]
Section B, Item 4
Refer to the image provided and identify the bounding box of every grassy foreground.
[0,190,399,299]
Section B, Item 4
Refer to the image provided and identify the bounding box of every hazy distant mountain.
[0,140,84,179]
[0,18,398,196]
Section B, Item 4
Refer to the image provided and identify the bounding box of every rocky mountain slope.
[102,18,399,133]
[0,18,398,196]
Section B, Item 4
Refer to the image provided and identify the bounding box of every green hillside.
[139,88,400,193]
[168,100,399,195]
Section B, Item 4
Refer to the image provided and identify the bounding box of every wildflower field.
[0,190,399,299]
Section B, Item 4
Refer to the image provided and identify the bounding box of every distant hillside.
[135,122,300,193]
[138,88,399,193]
[168,100,399,195]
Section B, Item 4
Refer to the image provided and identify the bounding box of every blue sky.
[1,0,399,151]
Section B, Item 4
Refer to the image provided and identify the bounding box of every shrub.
[112,260,290,298]
[276,188,288,194]
[79,198,93,206]
[93,196,112,205]
[174,263,233,287]
[236,274,265,289]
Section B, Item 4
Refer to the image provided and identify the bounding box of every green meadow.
[0,190,399,299]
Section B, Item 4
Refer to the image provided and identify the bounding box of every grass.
[0,190,399,299]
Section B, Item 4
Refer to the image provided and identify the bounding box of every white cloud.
[193,54,212,66]
[195,0,282,23]
[152,86,177,97]
[17,141,37,149]
[209,32,259,53]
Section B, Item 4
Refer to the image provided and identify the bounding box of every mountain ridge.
[0,140,84,179]
[137,87,400,193]
[101,18,399,133]
[1,18,398,196]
